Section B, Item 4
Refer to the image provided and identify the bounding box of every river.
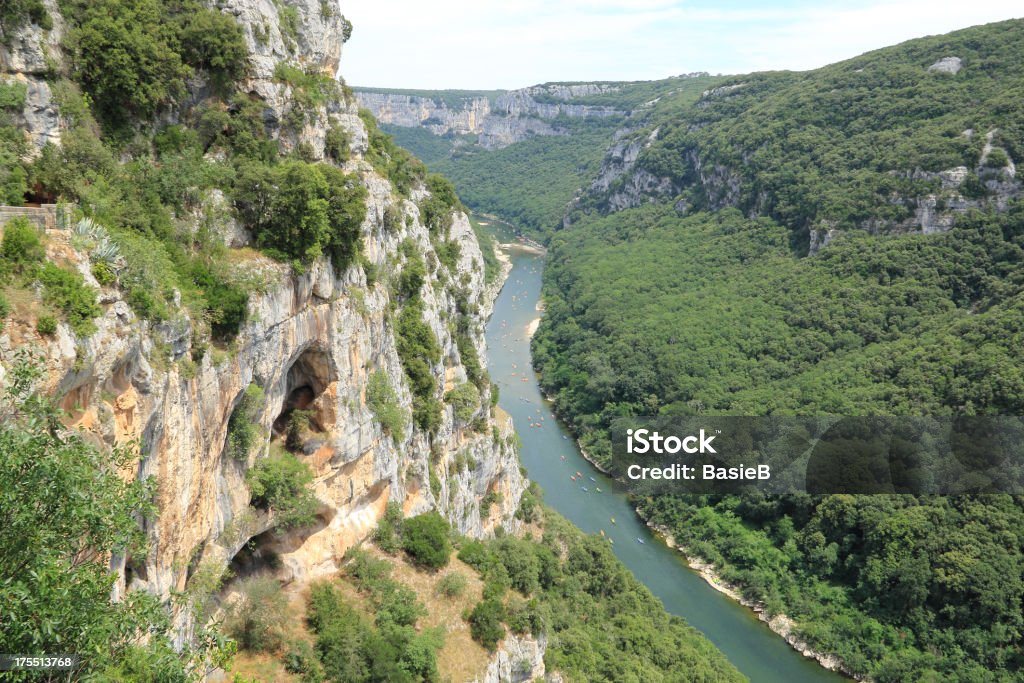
[482,233,848,683]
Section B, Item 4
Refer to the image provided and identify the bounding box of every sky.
[339,0,1022,90]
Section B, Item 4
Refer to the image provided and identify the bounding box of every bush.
[325,121,351,163]
[419,174,462,236]
[235,160,367,268]
[0,0,52,32]
[37,263,102,337]
[457,539,493,571]
[373,501,404,553]
[35,314,57,336]
[0,293,8,330]
[394,300,442,432]
[227,383,264,460]
[400,511,452,570]
[985,148,1010,168]
[283,639,325,681]
[467,598,506,651]
[246,451,318,530]
[1,217,44,267]
[178,9,248,87]
[1,166,27,206]
[65,0,190,126]
[446,382,480,423]
[366,370,406,439]
[479,490,501,520]
[90,260,116,286]
[436,571,467,599]
[224,576,288,652]
[396,251,427,299]
[285,409,313,451]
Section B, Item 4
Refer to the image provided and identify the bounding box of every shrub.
[246,451,318,530]
[446,382,480,423]
[375,582,426,627]
[467,598,506,651]
[236,160,367,268]
[366,370,406,439]
[434,238,460,272]
[494,537,540,595]
[37,263,102,337]
[373,501,404,553]
[419,174,462,235]
[1,217,44,267]
[91,261,116,286]
[985,148,1010,168]
[285,409,313,451]
[400,511,451,570]
[227,383,264,460]
[0,293,8,330]
[396,251,427,299]
[394,300,442,432]
[2,166,27,206]
[436,572,467,599]
[479,490,501,521]
[178,9,249,87]
[283,639,325,681]
[65,0,190,126]
[36,314,57,336]
[515,483,540,524]
[457,539,494,572]
[0,0,52,32]
[224,576,288,652]
[324,120,351,163]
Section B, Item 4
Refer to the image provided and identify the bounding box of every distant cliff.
[355,83,623,149]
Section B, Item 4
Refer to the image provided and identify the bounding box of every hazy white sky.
[339,0,1021,89]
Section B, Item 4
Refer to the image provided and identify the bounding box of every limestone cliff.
[355,83,622,150]
[0,0,526,651]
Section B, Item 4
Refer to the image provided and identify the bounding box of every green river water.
[483,231,848,683]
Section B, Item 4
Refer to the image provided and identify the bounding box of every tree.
[0,351,230,678]
[66,0,189,126]
[178,9,248,88]
[467,599,506,651]
[246,450,319,529]
[400,511,451,570]
[0,216,44,268]
[224,576,289,652]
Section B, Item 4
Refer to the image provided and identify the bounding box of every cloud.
[339,0,1022,88]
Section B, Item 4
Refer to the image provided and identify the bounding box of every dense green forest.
[572,20,1024,249]
[386,119,622,237]
[523,18,1024,683]
[0,3,753,682]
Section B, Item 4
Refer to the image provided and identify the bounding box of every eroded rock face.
[928,56,963,75]
[0,0,65,155]
[355,85,620,150]
[0,0,526,648]
[12,154,525,641]
[475,634,548,683]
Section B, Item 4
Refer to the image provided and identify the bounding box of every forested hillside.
[0,3,751,682]
[529,18,1024,683]
[369,75,721,237]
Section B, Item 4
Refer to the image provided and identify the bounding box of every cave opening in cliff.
[228,529,283,579]
[272,345,338,452]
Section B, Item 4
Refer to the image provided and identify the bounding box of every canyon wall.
[355,83,622,149]
[0,0,526,649]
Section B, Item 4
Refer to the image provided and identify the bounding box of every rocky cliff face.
[355,83,621,150]
[0,0,65,155]
[0,0,526,649]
